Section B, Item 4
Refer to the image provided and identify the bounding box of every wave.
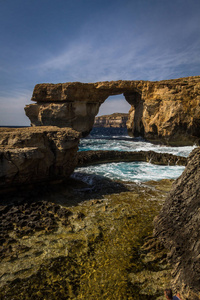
[78,127,195,182]
[79,138,196,157]
[73,162,185,183]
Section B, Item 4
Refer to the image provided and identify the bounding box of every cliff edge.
[0,127,80,191]
[154,147,200,300]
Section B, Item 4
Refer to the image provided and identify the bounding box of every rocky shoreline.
[0,75,200,299]
[1,132,200,299]
[0,175,174,299]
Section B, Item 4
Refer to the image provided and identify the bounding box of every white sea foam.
[79,137,196,157]
[73,162,185,183]
[77,128,195,182]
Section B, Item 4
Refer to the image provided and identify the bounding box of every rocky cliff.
[94,113,128,128]
[0,127,80,191]
[154,147,200,300]
[25,76,200,145]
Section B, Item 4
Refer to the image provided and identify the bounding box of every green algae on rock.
[0,178,173,299]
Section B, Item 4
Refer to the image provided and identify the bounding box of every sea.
[72,127,196,183]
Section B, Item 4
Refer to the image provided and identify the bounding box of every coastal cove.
[1,76,200,299]
[0,126,196,299]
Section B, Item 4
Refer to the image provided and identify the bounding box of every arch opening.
[97,94,131,117]
[92,91,144,138]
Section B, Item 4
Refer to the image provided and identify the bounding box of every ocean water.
[73,128,196,183]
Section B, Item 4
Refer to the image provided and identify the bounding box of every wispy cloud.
[1,0,200,125]
[33,32,200,84]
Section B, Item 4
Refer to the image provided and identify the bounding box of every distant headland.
[94,113,129,128]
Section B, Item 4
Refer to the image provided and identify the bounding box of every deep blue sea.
[72,128,196,183]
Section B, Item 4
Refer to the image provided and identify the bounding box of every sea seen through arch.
[72,128,196,183]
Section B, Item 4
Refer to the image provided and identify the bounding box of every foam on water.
[72,162,185,183]
[79,137,196,157]
[77,128,196,182]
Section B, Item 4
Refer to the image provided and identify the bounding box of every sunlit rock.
[0,126,80,191]
[25,76,200,145]
[154,147,200,300]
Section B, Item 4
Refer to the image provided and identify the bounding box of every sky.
[0,0,200,126]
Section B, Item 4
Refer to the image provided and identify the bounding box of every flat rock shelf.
[0,176,173,299]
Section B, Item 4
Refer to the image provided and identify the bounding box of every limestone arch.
[25,82,144,138]
[94,90,144,138]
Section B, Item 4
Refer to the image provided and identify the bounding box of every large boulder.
[154,147,200,299]
[25,77,200,145]
[0,126,80,191]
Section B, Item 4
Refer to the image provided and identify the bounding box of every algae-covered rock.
[0,177,173,299]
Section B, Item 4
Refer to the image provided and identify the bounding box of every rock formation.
[0,126,80,191]
[77,150,187,167]
[154,147,200,300]
[94,113,128,128]
[25,76,200,145]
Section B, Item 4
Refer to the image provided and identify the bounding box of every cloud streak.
[34,31,200,83]
[0,0,200,125]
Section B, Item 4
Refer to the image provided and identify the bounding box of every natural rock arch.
[25,77,200,146]
[25,81,143,137]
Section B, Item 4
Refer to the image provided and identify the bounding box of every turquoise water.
[73,128,196,183]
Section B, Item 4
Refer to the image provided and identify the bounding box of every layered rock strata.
[154,147,200,300]
[94,113,128,128]
[25,76,200,145]
[77,150,187,167]
[0,126,80,191]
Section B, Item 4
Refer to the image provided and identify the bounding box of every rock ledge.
[0,126,80,191]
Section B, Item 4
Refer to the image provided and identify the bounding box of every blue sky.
[0,0,200,125]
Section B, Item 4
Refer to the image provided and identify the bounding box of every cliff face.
[154,147,200,300]
[94,113,128,128]
[0,127,80,191]
[25,76,200,145]
[126,77,200,146]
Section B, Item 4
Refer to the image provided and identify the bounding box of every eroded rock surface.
[154,147,200,300]
[0,126,80,191]
[0,177,173,299]
[94,113,129,128]
[25,76,200,145]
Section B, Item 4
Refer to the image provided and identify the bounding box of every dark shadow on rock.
[0,174,129,256]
